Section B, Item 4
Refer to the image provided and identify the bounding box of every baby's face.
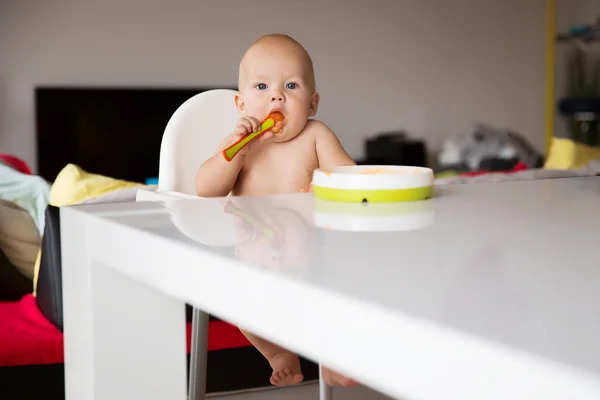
[236,40,318,142]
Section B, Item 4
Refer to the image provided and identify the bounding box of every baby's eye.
[256,83,267,90]
[286,82,297,90]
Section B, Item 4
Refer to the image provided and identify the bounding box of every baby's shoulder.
[302,119,337,140]
[302,119,354,168]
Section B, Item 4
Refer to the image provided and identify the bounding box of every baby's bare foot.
[322,366,359,387]
[269,352,304,386]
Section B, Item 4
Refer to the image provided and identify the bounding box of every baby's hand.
[300,182,313,193]
[234,116,260,136]
[229,116,274,156]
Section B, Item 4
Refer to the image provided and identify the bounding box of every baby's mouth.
[268,110,286,133]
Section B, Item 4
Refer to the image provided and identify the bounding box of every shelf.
[556,32,600,43]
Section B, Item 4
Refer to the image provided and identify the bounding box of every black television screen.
[35,86,234,183]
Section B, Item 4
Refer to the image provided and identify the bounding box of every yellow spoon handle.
[222,118,275,161]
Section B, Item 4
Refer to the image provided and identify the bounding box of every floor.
[215,382,395,400]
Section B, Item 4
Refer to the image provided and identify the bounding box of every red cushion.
[459,161,529,177]
[0,153,32,175]
[0,295,251,367]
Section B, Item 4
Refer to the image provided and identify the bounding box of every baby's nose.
[271,92,285,102]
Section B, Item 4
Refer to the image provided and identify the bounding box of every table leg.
[188,308,209,400]
[62,208,187,400]
[319,363,334,400]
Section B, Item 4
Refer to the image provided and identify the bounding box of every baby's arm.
[195,137,245,197]
[196,116,266,197]
[313,121,356,168]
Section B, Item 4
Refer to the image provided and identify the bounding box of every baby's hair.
[251,33,302,47]
[239,33,316,92]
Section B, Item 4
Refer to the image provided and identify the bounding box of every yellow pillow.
[545,138,600,170]
[49,163,142,207]
[33,164,143,295]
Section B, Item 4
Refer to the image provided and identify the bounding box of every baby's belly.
[234,169,313,196]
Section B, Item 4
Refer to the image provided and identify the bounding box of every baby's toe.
[293,373,304,384]
[271,370,290,386]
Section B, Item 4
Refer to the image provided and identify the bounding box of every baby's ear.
[234,93,245,113]
[309,92,320,116]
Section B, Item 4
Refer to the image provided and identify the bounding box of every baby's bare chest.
[233,143,318,196]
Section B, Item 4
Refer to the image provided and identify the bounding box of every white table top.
[78,176,600,399]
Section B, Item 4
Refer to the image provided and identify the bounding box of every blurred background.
[1,2,600,400]
[0,0,598,182]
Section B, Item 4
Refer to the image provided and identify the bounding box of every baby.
[195,33,357,387]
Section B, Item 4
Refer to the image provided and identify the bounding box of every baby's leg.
[321,366,359,387]
[239,329,304,386]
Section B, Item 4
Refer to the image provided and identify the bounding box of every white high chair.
[142,89,333,400]
[156,89,239,196]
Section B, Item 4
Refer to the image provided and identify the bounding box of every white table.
[61,177,600,400]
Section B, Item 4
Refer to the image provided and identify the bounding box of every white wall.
[0,0,546,173]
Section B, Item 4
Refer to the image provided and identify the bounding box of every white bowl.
[312,165,434,203]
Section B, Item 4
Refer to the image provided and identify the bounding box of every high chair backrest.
[158,89,239,195]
